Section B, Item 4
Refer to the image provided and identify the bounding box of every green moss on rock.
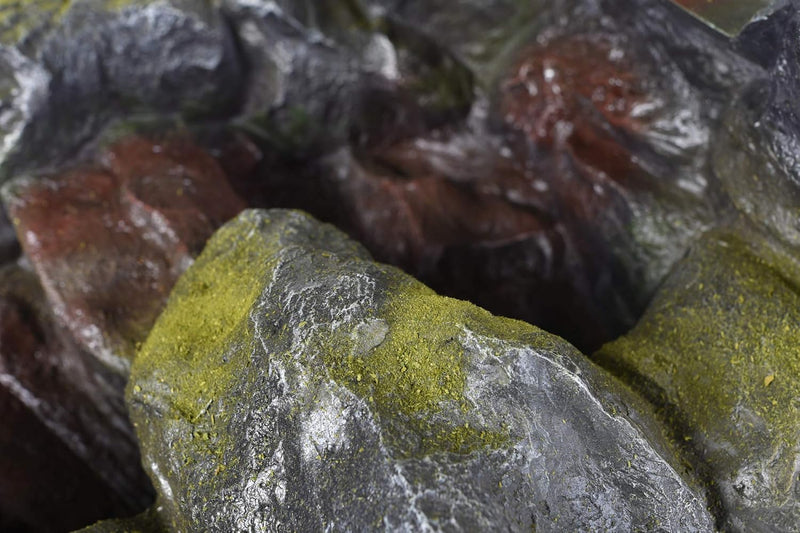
[323,279,522,454]
[133,216,274,423]
[125,209,715,531]
[597,228,800,529]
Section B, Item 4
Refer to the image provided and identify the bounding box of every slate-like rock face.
[4,137,245,374]
[0,263,153,531]
[597,227,800,532]
[0,0,242,180]
[121,209,715,532]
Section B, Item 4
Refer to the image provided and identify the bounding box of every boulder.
[597,227,800,531]
[121,209,715,531]
[3,137,245,374]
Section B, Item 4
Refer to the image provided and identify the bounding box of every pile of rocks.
[0,1,798,531]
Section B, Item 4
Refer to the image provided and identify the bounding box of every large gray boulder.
[112,209,715,531]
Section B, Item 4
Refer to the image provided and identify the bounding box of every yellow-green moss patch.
[322,279,529,455]
[598,229,800,479]
[131,212,276,423]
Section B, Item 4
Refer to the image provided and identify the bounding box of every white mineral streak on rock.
[300,389,350,463]
[0,48,49,167]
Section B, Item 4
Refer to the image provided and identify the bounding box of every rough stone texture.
[0,0,242,180]
[597,226,800,532]
[3,137,245,374]
[122,209,715,532]
[0,263,153,532]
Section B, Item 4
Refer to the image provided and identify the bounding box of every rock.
[302,15,743,351]
[3,137,245,374]
[0,263,153,532]
[222,0,474,156]
[0,0,242,179]
[734,2,793,68]
[123,209,715,531]
[596,227,800,531]
[714,4,800,254]
[224,0,767,352]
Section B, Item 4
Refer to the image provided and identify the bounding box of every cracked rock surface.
[109,209,715,532]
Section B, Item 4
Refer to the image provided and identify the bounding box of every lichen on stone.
[122,208,715,531]
[132,215,273,423]
[321,279,517,455]
[597,227,800,530]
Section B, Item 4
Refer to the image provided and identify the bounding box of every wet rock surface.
[0,263,153,532]
[4,137,245,374]
[120,209,714,532]
[715,3,800,253]
[269,7,749,351]
[0,0,765,354]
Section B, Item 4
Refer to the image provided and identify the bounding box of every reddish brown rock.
[499,34,652,191]
[322,133,627,351]
[4,137,245,374]
[0,264,153,532]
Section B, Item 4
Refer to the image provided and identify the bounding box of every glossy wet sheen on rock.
[107,209,715,532]
[0,0,242,180]
[304,20,733,351]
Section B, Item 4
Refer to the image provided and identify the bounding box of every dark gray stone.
[714,4,800,254]
[0,0,242,180]
[222,0,474,155]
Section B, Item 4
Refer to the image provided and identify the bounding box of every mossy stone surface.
[78,506,164,533]
[597,228,800,531]
[124,208,714,531]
